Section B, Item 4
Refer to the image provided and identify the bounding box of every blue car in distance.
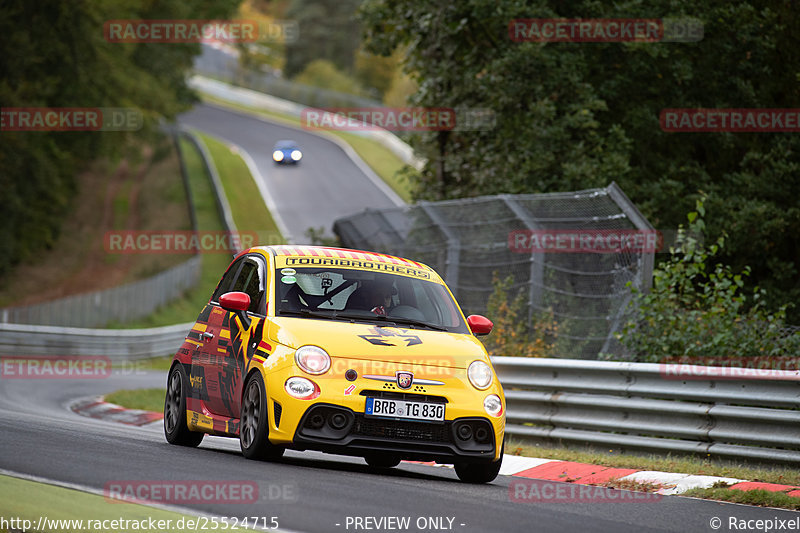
[272,140,302,165]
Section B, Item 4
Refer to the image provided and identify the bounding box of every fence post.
[419,202,460,296]
[501,195,545,320]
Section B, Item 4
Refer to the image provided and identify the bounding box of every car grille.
[359,390,448,404]
[353,415,451,443]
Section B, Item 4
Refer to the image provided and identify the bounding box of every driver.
[356,278,395,316]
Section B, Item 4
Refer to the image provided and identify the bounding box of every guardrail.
[0,322,192,359]
[0,257,201,329]
[492,356,800,465]
[178,128,242,253]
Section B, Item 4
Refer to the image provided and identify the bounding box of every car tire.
[164,364,204,447]
[364,454,402,469]
[454,443,503,484]
[240,372,285,461]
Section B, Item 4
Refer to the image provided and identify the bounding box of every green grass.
[0,474,234,533]
[198,91,414,202]
[682,487,800,510]
[336,131,414,201]
[105,388,165,413]
[116,355,172,371]
[194,131,284,245]
[506,438,800,486]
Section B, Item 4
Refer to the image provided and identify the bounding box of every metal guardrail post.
[179,128,242,254]
[607,181,655,292]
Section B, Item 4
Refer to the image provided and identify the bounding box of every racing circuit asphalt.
[1,370,798,533]
[3,102,798,532]
[178,102,403,243]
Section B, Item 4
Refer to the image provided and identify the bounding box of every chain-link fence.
[334,183,654,359]
[0,256,201,328]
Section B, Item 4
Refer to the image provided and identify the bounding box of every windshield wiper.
[279,309,339,320]
[279,309,448,331]
[336,312,447,331]
[385,316,448,331]
[333,312,399,326]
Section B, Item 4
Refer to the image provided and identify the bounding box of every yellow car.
[164,245,505,483]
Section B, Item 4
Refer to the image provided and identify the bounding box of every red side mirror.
[467,315,493,336]
[219,291,250,312]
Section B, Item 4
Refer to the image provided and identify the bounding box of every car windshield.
[276,267,468,333]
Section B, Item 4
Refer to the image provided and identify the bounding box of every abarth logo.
[396,371,413,390]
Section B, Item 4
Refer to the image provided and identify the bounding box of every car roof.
[274,140,298,148]
[247,245,435,273]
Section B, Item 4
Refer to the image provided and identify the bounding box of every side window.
[212,258,244,303]
[229,257,266,315]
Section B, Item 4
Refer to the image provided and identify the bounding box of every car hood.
[267,317,487,369]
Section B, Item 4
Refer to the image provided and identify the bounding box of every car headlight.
[285,377,319,400]
[483,394,503,417]
[295,345,331,375]
[272,150,284,162]
[468,360,493,390]
[290,149,302,161]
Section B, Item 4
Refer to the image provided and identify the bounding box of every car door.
[189,256,246,418]
[207,255,268,420]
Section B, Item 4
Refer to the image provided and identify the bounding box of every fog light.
[483,394,503,417]
[285,377,319,399]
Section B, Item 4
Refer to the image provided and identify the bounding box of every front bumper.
[290,402,497,463]
[261,357,505,463]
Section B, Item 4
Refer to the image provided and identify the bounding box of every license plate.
[364,397,445,422]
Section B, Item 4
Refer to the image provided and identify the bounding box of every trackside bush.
[616,199,800,362]
[483,274,558,357]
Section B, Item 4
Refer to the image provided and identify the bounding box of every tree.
[284,0,362,78]
[0,0,240,278]
[360,0,800,321]
[618,198,800,361]
[294,59,366,96]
